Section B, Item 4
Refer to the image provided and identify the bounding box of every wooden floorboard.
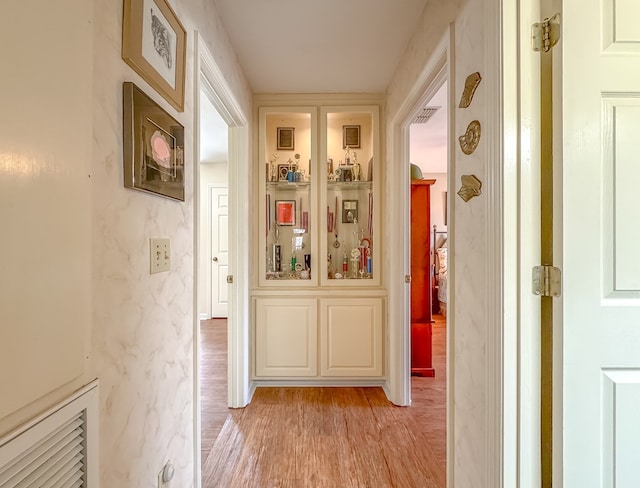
[200,314,447,487]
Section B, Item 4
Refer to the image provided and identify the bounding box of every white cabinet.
[253,297,383,379]
[254,298,317,377]
[253,96,385,383]
[320,298,383,377]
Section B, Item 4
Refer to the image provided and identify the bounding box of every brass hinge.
[532,13,561,52]
[532,265,561,297]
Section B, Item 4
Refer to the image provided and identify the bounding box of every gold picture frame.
[122,0,186,112]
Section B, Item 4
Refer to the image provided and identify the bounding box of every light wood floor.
[200,314,446,487]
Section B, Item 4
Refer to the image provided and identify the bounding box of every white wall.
[386,0,494,485]
[0,0,93,436]
[450,2,489,484]
[91,0,251,486]
[423,173,448,232]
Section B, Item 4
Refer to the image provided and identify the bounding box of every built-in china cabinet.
[252,97,385,382]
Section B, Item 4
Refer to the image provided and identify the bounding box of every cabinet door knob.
[213,257,218,262]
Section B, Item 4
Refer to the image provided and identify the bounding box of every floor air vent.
[0,382,98,488]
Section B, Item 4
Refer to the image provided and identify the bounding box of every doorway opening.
[408,79,449,479]
[197,86,230,467]
[193,32,251,486]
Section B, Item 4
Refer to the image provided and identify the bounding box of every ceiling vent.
[412,106,441,124]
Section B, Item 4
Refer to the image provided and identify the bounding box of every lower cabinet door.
[320,298,383,377]
[255,298,317,377]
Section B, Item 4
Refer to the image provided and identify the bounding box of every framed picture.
[122,0,186,112]
[343,125,361,148]
[275,200,296,226]
[123,82,185,201]
[277,163,293,181]
[342,199,359,223]
[277,127,295,150]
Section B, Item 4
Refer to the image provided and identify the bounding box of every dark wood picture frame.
[123,82,185,201]
[277,127,295,150]
[342,199,359,223]
[343,125,361,148]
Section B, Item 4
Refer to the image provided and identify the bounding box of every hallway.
[200,315,446,486]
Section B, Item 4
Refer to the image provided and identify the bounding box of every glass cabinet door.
[322,107,378,284]
[260,107,317,285]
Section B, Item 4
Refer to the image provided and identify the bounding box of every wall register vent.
[0,382,98,487]
[412,106,441,124]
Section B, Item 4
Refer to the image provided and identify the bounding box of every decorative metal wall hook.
[459,72,482,108]
[457,175,482,202]
[458,120,481,155]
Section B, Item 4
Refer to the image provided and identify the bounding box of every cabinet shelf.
[266,181,311,191]
[327,180,372,190]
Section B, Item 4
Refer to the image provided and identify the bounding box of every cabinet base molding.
[251,379,387,388]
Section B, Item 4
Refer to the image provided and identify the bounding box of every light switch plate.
[150,238,170,274]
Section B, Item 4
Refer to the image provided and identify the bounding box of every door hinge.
[227,275,233,284]
[532,13,561,52]
[532,265,561,297]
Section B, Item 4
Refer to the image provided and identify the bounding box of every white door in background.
[563,1,640,486]
[211,186,229,318]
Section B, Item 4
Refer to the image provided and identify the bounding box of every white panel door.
[563,1,640,486]
[320,298,383,377]
[254,298,317,377]
[211,187,228,317]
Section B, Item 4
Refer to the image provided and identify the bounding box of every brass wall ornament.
[458,120,481,155]
[457,174,482,202]
[459,72,482,108]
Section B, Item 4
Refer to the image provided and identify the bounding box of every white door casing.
[211,186,229,318]
[562,1,640,486]
[193,31,251,488]
[502,0,545,484]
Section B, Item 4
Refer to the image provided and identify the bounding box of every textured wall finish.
[386,0,491,486]
[92,0,251,486]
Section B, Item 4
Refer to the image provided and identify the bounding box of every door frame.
[388,8,506,486]
[386,26,455,480]
[193,31,251,488]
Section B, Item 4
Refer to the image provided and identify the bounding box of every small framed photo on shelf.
[277,127,295,150]
[342,199,359,223]
[343,125,361,148]
[275,200,296,226]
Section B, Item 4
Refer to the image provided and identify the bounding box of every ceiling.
[204,0,447,174]
[212,0,430,93]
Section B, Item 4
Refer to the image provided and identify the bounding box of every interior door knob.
[212,257,218,262]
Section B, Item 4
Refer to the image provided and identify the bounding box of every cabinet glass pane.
[325,111,374,280]
[264,112,312,281]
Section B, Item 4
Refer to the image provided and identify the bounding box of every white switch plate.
[150,238,170,274]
